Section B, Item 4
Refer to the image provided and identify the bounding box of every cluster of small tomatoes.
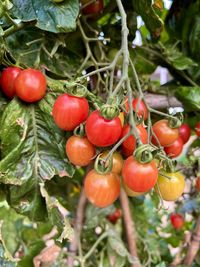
[0,66,199,210]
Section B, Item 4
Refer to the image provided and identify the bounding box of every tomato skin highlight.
[85,110,122,147]
[100,151,123,175]
[195,122,200,137]
[52,94,89,131]
[81,0,103,15]
[14,69,46,102]
[121,124,148,157]
[125,97,148,120]
[164,137,183,158]
[157,171,185,201]
[179,123,191,144]
[152,119,179,147]
[0,67,21,98]
[66,136,95,166]
[84,169,120,208]
[122,157,158,193]
[170,214,184,230]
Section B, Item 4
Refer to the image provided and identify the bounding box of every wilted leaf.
[11,0,79,33]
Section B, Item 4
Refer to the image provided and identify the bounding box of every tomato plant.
[121,124,148,156]
[85,110,122,147]
[179,123,191,144]
[66,135,95,166]
[164,137,183,158]
[125,97,148,120]
[84,169,120,208]
[81,0,103,15]
[100,151,123,174]
[196,177,200,191]
[14,68,46,102]
[170,214,184,230]
[0,67,21,98]
[152,119,179,146]
[52,94,89,131]
[157,171,185,201]
[107,208,122,224]
[122,156,158,192]
[195,122,200,137]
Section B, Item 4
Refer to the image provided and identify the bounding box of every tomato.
[125,97,148,120]
[66,136,95,166]
[81,0,103,14]
[122,156,158,192]
[195,122,200,137]
[179,123,191,144]
[123,182,145,197]
[0,67,21,98]
[152,119,179,147]
[121,124,148,157]
[156,171,185,201]
[14,69,46,102]
[107,209,122,224]
[196,177,200,191]
[118,112,124,126]
[52,94,89,131]
[84,169,120,208]
[100,151,123,175]
[85,110,122,147]
[164,137,183,158]
[170,214,184,230]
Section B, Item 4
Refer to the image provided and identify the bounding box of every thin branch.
[183,216,200,266]
[120,188,141,267]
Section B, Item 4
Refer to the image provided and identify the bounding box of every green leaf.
[6,28,83,76]
[0,97,74,220]
[11,0,79,33]
[133,0,163,37]
[175,87,200,111]
[40,184,74,242]
[0,244,17,267]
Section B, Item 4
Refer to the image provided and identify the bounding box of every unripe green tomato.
[108,48,123,66]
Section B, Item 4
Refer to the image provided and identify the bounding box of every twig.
[120,188,141,267]
[183,216,200,266]
[67,166,92,267]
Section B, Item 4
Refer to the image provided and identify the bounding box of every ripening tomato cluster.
[52,94,187,208]
[0,66,47,102]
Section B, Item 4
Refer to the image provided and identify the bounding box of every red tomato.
[152,119,179,146]
[52,94,89,131]
[81,0,103,15]
[170,214,184,230]
[0,67,21,98]
[14,69,46,102]
[164,137,183,158]
[195,122,200,137]
[107,209,122,224]
[121,124,148,157]
[196,177,200,191]
[85,110,122,147]
[125,97,148,120]
[122,156,158,192]
[179,123,191,144]
[84,169,120,208]
[66,136,95,166]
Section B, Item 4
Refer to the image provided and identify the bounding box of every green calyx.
[64,81,88,98]
[73,123,85,137]
[168,112,184,129]
[94,154,113,175]
[100,104,120,120]
[134,144,155,164]
[162,159,176,173]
